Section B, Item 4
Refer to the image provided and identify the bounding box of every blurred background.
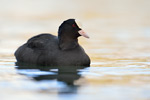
[0,0,150,100]
[0,0,150,56]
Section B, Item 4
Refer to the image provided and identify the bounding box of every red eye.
[72,24,76,27]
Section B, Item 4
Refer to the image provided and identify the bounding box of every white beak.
[78,30,89,38]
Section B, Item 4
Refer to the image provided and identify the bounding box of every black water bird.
[15,19,90,66]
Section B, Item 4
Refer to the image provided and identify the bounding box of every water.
[0,0,150,100]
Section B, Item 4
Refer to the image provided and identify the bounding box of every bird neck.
[58,36,79,50]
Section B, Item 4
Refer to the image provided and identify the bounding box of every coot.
[15,19,90,66]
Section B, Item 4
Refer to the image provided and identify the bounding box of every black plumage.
[15,19,90,66]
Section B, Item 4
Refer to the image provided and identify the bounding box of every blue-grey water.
[0,0,150,100]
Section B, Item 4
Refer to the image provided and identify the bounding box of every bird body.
[15,19,90,66]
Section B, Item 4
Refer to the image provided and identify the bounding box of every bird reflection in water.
[16,62,89,94]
